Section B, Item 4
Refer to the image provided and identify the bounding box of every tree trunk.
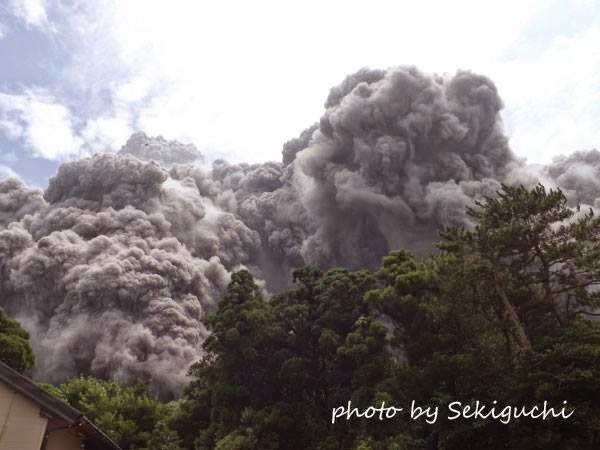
[494,277,532,351]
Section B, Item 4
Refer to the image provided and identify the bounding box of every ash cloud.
[292,67,518,268]
[0,65,594,394]
[119,132,204,167]
[0,155,254,396]
[0,179,45,227]
[546,150,600,208]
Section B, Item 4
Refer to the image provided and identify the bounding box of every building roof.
[0,360,121,450]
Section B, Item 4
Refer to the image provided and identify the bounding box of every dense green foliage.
[0,307,35,372]
[367,185,600,449]
[45,377,183,450]
[27,184,600,449]
[174,268,415,449]
[174,185,600,449]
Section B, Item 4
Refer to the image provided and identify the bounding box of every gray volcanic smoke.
[0,158,237,396]
[0,66,596,394]
[292,68,517,268]
[119,131,204,167]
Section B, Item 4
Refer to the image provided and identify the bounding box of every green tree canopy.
[175,184,600,449]
[47,377,182,450]
[176,268,415,449]
[366,184,600,448]
[0,307,34,373]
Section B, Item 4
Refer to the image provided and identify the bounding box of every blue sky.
[0,0,599,186]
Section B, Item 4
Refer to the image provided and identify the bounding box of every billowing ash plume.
[0,179,45,227]
[171,67,525,279]
[119,131,203,167]
[290,67,520,268]
[0,65,594,394]
[0,155,254,396]
[546,150,600,208]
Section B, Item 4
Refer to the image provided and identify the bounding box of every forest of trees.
[2,184,600,450]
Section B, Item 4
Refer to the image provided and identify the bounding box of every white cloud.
[496,25,600,163]
[0,92,82,159]
[9,0,48,28]
[0,163,20,180]
[58,0,551,163]
[25,98,82,159]
[0,89,138,159]
[4,0,600,167]
[81,115,132,153]
[0,117,24,140]
[115,76,152,103]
